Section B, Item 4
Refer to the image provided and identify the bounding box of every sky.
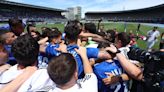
[7,0,164,18]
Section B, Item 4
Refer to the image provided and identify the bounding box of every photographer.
[127,47,164,92]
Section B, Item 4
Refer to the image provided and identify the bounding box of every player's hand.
[103,72,119,85]
[105,44,117,53]
[75,46,87,57]
[55,43,67,53]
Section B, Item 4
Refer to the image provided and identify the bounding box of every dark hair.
[8,18,22,27]
[41,28,52,38]
[106,29,116,43]
[11,34,39,67]
[153,26,158,29]
[47,53,77,86]
[8,18,23,36]
[31,31,41,41]
[64,24,81,43]
[48,29,62,42]
[84,23,97,34]
[27,24,36,34]
[117,32,130,47]
[51,27,59,31]
[98,41,116,58]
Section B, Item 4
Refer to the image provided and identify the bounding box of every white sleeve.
[18,69,54,92]
[78,73,98,92]
[157,31,160,37]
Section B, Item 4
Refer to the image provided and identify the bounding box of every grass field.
[34,22,164,50]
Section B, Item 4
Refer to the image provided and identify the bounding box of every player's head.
[115,32,130,48]
[8,18,24,36]
[27,24,36,34]
[41,27,51,38]
[47,53,77,86]
[153,26,158,31]
[106,29,116,43]
[11,34,39,67]
[0,30,17,45]
[64,23,81,44]
[48,29,62,44]
[84,23,97,34]
[98,41,116,59]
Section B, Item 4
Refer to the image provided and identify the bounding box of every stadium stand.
[85,4,164,24]
[0,1,67,22]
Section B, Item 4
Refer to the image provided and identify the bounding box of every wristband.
[115,49,121,54]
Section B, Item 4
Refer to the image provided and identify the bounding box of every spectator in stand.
[146,26,160,51]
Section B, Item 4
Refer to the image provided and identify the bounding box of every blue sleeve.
[45,45,60,56]
[86,48,99,59]
[0,24,10,30]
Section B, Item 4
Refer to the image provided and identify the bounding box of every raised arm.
[75,47,93,74]
[105,44,143,80]
[0,66,37,92]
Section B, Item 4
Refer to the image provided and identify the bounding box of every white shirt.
[18,69,54,92]
[118,46,140,64]
[147,30,160,42]
[49,73,98,92]
[119,46,130,59]
[0,64,23,88]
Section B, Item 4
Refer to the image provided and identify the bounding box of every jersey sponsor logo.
[38,56,49,68]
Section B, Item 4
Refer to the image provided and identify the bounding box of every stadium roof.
[86,3,164,14]
[0,0,66,12]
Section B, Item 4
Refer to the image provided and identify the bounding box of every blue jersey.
[38,43,60,68]
[67,45,100,77]
[86,47,99,59]
[94,60,128,92]
[4,45,17,65]
[45,43,61,57]
[45,44,100,78]
[67,45,83,78]
[38,52,49,68]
